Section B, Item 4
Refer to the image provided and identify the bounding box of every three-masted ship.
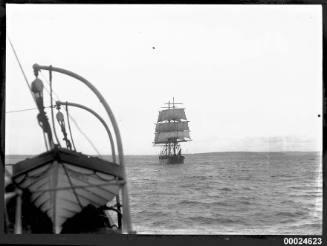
[154,98,191,164]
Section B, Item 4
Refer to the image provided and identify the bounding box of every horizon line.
[5,150,322,157]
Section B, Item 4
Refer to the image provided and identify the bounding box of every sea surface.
[5,152,322,235]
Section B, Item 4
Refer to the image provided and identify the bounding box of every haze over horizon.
[5,5,322,155]
[5,150,323,158]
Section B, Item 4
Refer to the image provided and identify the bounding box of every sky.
[5,4,322,155]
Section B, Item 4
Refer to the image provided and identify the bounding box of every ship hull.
[159,155,185,164]
[12,147,124,233]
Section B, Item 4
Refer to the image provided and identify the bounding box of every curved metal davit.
[32,64,133,233]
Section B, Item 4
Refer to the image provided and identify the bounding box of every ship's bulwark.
[6,152,322,234]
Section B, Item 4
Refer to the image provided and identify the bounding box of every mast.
[154,97,191,154]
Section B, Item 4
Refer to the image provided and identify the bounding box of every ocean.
[5,152,322,235]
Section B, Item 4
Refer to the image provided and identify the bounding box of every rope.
[8,38,34,99]
[43,131,49,151]
[14,61,100,156]
[6,105,53,114]
[65,102,76,151]
[61,164,83,209]
[49,67,61,147]
[56,109,72,150]
[8,37,54,151]
[6,107,38,113]
[39,72,102,156]
[68,115,102,157]
[40,71,61,100]
[9,38,102,159]
[40,73,76,151]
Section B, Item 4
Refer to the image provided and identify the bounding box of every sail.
[157,108,186,122]
[154,130,190,143]
[155,121,189,132]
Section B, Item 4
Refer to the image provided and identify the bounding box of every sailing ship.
[5,59,133,233]
[154,98,191,164]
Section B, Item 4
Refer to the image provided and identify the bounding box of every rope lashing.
[56,105,72,150]
[30,77,44,110]
[8,38,54,150]
[49,66,61,147]
[65,102,76,151]
[36,112,53,141]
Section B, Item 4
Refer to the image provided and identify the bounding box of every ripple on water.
[69,152,324,234]
[187,216,241,225]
